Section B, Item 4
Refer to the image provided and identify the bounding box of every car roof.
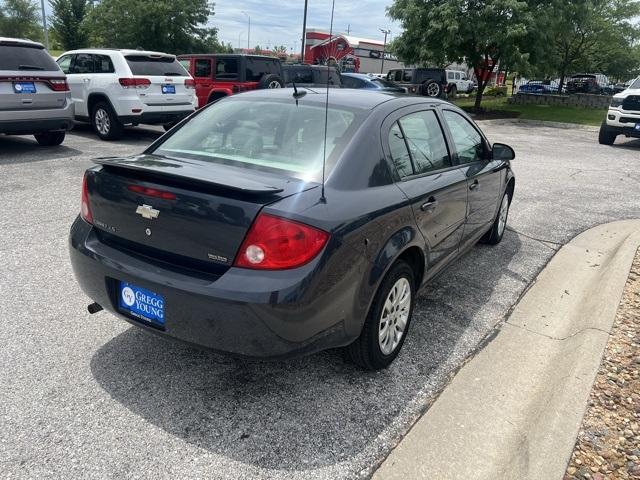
[60,48,176,57]
[0,37,44,48]
[177,53,279,60]
[229,88,449,110]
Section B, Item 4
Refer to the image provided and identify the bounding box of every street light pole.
[301,0,309,63]
[241,11,251,50]
[238,31,244,50]
[380,28,391,74]
[40,0,49,50]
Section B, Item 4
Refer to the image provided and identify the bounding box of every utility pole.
[380,28,391,74]
[40,0,49,50]
[241,11,251,50]
[300,0,309,63]
[346,24,350,35]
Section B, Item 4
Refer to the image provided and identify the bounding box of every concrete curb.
[372,220,640,480]
[476,118,600,131]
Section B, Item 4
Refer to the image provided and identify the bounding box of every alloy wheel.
[379,277,411,355]
[95,108,111,135]
[427,83,440,97]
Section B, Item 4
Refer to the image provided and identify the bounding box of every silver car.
[0,37,74,146]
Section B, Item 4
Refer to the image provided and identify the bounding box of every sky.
[210,0,401,52]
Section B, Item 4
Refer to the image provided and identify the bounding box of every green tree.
[388,0,545,110]
[49,0,88,50]
[541,0,640,92]
[85,0,223,54]
[0,0,42,40]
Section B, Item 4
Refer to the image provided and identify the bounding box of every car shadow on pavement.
[90,232,523,472]
[0,136,82,164]
[614,137,640,149]
[69,123,164,144]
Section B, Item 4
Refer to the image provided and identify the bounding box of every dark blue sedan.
[341,73,407,93]
[70,89,515,370]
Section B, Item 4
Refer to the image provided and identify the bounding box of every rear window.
[154,99,365,182]
[125,55,188,76]
[0,45,60,72]
[245,58,280,81]
[284,67,312,84]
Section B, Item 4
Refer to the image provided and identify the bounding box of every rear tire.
[598,121,617,145]
[34,131,65,146]
[482,191,511,245]
[346,261,415,370]
[422,80,441,98]
[258,74,284,89]
[91,101,124,141]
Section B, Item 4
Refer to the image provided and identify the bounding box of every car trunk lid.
[86,154,313,274]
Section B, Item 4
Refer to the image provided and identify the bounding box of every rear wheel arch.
[87,93,117,118]
[397,246,426,290]
[207,91,228,104]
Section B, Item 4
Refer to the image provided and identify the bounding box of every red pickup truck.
[177,54,284,107]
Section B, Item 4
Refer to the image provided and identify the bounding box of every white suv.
[599,77,640,145]
[56,49,197,140]
[446,70,474,96]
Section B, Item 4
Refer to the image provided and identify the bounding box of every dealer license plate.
[119,281,165,326]
[13,82,36,94]
[161,84,175,94]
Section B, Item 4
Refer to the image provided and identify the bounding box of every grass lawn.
[453,95,606,126]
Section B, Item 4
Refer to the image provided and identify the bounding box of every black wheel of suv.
[92,101,124,140]
[346,260,415,370]
[598,121,617,146]
[482,191,511,245]
[34,131,65,146]
[258,74,284,89]
[422,80,441,97]
[448,85,457,99]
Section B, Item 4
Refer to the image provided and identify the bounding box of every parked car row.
[516,73,636,96]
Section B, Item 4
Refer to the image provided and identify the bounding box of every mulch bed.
[564,250,640,480]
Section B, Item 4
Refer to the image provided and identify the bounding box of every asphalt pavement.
[1,121,638,479]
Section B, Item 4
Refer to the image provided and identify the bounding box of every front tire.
[91,102,124,141]
[598,121,617,145]
[34,131,65,146]
[482,191,511,245]
[346,261,415,370]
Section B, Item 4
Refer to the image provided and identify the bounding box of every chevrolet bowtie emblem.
[136,204,160,220]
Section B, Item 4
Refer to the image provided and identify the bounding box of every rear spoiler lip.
[93,156,286,194]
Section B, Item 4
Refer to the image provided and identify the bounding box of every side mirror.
[492,143,515,161]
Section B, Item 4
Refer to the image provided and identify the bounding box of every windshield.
[154,98,364,182]
[630,78,640,89]
[125,55,188,76]
[0,45,59,71]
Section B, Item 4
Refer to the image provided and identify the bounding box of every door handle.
[469,180,479,191]
[420,197,439,211]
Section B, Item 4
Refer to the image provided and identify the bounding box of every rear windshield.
[0,45,60,71]
[154,99,365,182]
[125,55,188,76]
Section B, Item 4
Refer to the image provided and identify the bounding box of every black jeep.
[386,68,448,98]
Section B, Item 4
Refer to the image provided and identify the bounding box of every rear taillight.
[119,78,151,89]
[234,213,329,270]
[81,173,93,224]
[185,78,195,89]
[48,78,69,91]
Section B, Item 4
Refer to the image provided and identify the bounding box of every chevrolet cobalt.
[69,89,515,370]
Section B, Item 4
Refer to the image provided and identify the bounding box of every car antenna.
[320,0,336,204]
[292,81,306,105]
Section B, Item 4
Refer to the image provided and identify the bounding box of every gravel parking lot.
[1,121,639,479]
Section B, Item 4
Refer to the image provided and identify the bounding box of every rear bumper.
[69,218,359,358]
[119,109,194,126]
[0,102,74,134]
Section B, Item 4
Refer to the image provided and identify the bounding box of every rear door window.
[194,58,212,78]
[95,55,115,73]
[285,67,313,84]
[72,53,94,74]
[388,123,413,178]
[214,58,239,80]
[0,45,60,71]
[402,70,413,82]
[245,58,279,81]
[398,110,451,174]
[125,55,189,76]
